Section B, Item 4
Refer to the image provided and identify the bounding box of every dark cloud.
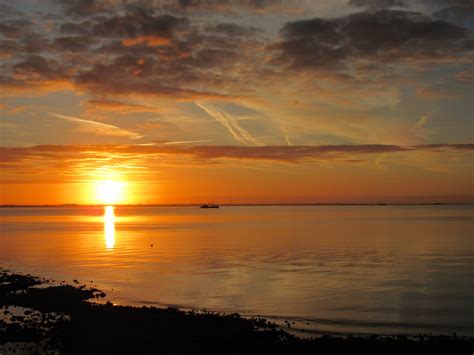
[182,48,237,68]
[433,4,474,29]
[348,0,407,10]
[423,0,473,7]
[73,54,229,99]
[13,55,64,80]
[0,20,33,39]
[91,13,188,38]
[19,35,51,54]
[171,0,284,11]
[53,0,288,17]
[55,0,110,17]
[53,8,261,97]
[0,54,72,93]
[96,39,160,55]
[273,10,473,71]
[0,3,23,17]
[4,0,468,102]
[56,13,190,55]
[206,23,259,37]
[0,4,257,98]
[455,68,474,82]
[60,20,97,35]
[418,144,474,150]
[0,40,19,58]
[52,36,96,52]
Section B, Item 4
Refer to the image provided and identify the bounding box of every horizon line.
[1,202,473,208]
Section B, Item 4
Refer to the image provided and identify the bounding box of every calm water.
[1,205,473,336]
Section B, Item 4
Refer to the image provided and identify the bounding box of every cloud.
[348,0,407,10]
[52,36,96,52]
[53,0,298,18]
[1,0,472,148]
[182,48,239,69]
[416,113,431,128]
[180,144,411,160]
[0,77,73,96]
[175,0,281,9]
[121,36,171,47]
[280,126,292,146]
[424,0,474,9]
[272,10,473,72]
[417,143,474,150]
[55,0,113,17]
[50,113,142,139]
[455,68,474,82]
[84,99,163,114]
[0,55,73,94]
[13,56,63,79]
[0,19,33,39]
[433,4,474,28]
[0,3,264,99]
[205,23,259,37]
[0,3,24,17]
[156,0,293,13]
[1,144,472,167]
[0,7,260,99]
[415,87,455,99]
[196,102,261,145]
[60,19,96,35]
[0,39,20,59]
[91,13,188,38]
[73,58,229,99]
[162,139,215,145]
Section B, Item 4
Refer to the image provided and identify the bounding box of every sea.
[1,205,473,336]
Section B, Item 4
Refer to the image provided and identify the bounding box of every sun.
[95,180,125,205]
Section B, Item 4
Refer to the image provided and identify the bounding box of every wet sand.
[0,269,473,354]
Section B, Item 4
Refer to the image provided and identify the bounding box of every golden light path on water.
[104,206,115,249]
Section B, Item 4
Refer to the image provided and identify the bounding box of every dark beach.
[1,269,472,355]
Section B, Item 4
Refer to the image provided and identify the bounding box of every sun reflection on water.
[104,206,115,249]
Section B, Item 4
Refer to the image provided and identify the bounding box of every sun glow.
[95,180,125,204]
[104,206,115,249]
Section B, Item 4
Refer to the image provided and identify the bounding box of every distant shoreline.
[1,203,473,208]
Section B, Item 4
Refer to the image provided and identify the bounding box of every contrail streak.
[50,113,142,139]
[196,102,261,146]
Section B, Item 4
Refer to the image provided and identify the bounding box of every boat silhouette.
[200,203,219,208]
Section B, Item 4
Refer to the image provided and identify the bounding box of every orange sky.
[0,145,472,204]
[0,0,473,204]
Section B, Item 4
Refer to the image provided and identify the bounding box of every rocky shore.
[1,269,472,354]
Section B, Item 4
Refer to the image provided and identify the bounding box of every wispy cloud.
[280,125,293,146]
[163,139,215,145]
[2,144,472,167]
[196,102,261,146]
[416,114,431,129]
[50,113,142,139]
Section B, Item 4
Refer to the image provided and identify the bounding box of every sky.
[0,0,473,204]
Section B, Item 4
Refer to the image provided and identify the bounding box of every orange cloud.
[121,36,171,47]
[1,144,472,167]
[84,99,163,114]
[415,87,455,99]
[0,78,74,96]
